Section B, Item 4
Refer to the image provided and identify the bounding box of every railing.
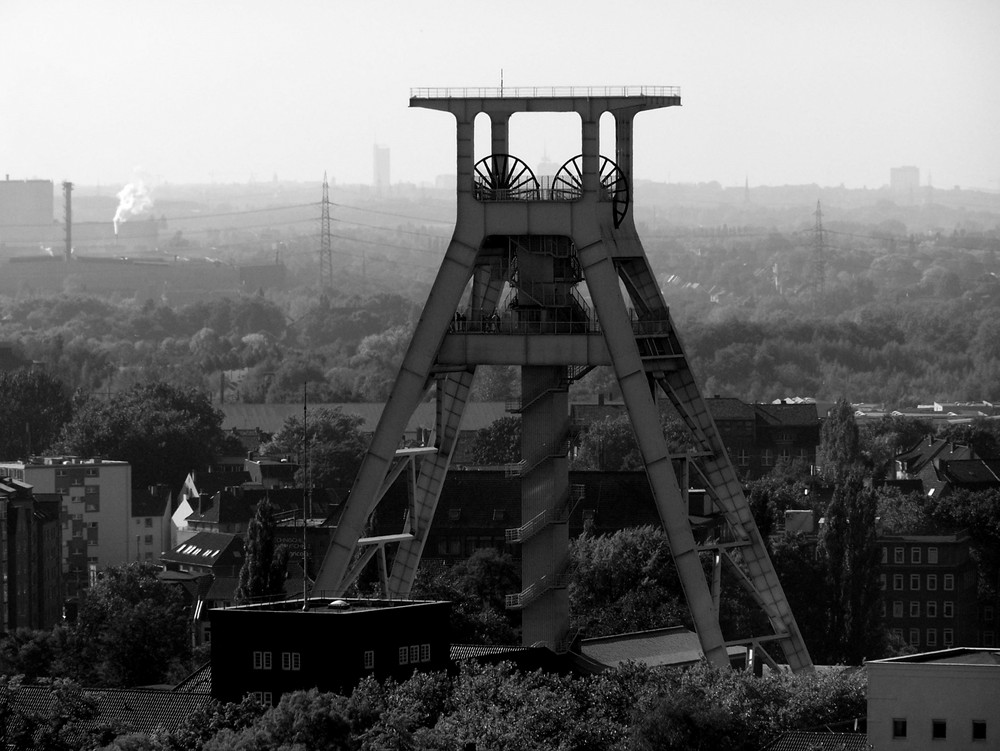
[411,86,681,99]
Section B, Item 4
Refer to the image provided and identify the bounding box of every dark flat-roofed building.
[209,597,451,704]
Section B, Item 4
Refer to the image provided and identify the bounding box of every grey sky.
[3,0,998,191]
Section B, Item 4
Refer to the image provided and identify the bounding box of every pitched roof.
[706,397,756,421]
[9,685,210,737]
[132,486,171,517]
[580,626,746,668]
[161,531,243,568]
[754,402,819,426]
[221,402,508,436]
[762,731,870,751]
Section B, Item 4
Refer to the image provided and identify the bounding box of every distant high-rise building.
[890,166,920,201]
[373,145,390,193]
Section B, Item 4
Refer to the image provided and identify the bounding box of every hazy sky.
[3,0,999,191]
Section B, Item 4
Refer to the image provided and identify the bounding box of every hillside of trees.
[3,183,997,407]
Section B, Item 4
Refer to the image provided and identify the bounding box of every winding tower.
[314,86,813,672]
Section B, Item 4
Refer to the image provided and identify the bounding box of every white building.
[0,456,137,596]
[867,648,999,750]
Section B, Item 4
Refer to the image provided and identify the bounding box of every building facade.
[868,648,999,750]
[0,457,131,597]
[209,598,451,705]
[879,531,981,650]
[0,476,62,630]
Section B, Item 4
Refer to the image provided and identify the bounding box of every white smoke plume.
[113,181,153,235]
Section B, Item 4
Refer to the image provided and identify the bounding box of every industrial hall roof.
[221,401,508,436]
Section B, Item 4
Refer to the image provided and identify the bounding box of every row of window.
[893,718,987,741]
[887,600,955,619]
[880,573,955,591]
[883,545,940,565]
[399,644,431,665]
[891,627,955,648]
[726,447,811,467]
[252,651,301,671]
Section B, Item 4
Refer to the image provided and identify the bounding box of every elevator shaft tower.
[314,86,813,672]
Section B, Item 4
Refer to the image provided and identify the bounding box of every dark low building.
[209,597,451,704]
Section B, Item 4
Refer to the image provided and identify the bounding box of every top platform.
[410,86,680,99]
[410,86,681,115]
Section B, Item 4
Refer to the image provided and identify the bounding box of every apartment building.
[0,456,131,596]
[879,530,981,650]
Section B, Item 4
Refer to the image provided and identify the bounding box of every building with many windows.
[879,530,982,650]
[209,597,451,704]
[0,457,131,596]
[868,648,999,750]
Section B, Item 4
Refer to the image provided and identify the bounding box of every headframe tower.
[314,86,813,672]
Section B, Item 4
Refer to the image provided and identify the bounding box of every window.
[144,535,153,544]
[910,574,921,590]
[85,468,99,477]
[420,644,431,662]
[144,518,153,528]
[253,651,272,670]
[409,645,420,663]
[928,574,938,591]
[492,509,504,522]
[928,547,938,564]
[943,601,954,618]
[926,628,937,647]
[893,719,907,739]
[881,547,888,564]
[894,547,905,564]
[281,652,301,671]
[943,628,954,647]
[893,575,904,591]
[893,601,904,618]
[927,601,938,618]
[932,720,947,740]
[737,448,749,466]
[944,574,955,591]
[398,647,409,665]
[880,574,887,591]
[984,631,995,647]
[909,628,920,646]
[363,650,375,670]
[984,606,995,623]
[972,720,987,741]
[881,601,886,618]
[447,508,461,521]
[911,547,922,564]
[910,601,920,618]
[762,449,773,466]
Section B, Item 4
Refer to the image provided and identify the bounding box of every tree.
[259,407,368,488]
[468,416,521,465]
[817,474,884,664]
[57,382,234,490]
[573,414,695,471]
[816,397,862,482]
[859,414,932,477]
[235,498,289,604]
[569,526,687,637]
[62,562,191,687]
[0,370,73,460]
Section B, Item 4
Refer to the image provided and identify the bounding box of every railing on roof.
[411,86,681,99]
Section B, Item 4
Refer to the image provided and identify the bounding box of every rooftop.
[871,647,1000,666]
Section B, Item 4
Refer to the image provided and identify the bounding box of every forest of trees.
[1,189,998,408]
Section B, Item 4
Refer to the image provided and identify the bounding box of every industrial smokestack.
[62,181,73,262]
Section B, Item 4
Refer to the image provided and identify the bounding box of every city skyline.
[2,0,999,192]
